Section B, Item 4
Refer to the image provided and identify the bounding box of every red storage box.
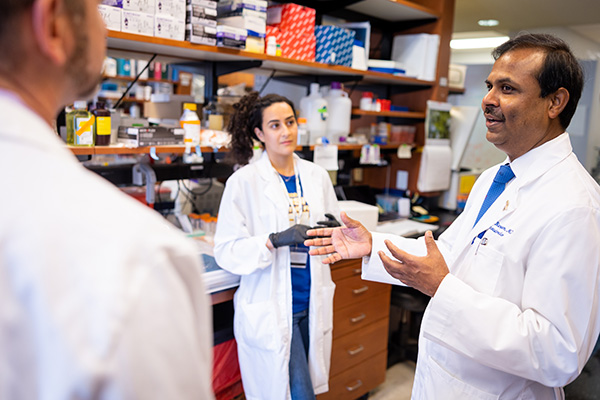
[266,3,315,36]
[266,26,315,62]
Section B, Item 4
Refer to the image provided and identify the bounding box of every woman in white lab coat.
[214,92,340,400]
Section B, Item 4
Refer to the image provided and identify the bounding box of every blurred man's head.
[0,0,106,108]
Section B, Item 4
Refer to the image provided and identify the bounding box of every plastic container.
[180,103,201,145]
[266,36,277,56]
[66,101,94,147]
[360,92,373,111]
[92,101,111,146]
[299,83,328,144]
[297,117,309,146]
[325,82,352,143]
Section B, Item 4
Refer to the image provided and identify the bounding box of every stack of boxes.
[217,0,268,52]
[265,3,315,62]
[185,0,218,45]
[98,0,185,40]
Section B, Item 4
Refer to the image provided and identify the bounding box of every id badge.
[290,246,308,269]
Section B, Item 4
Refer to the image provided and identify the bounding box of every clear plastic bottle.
[66,100,94,147]
[297,117,309,146]
[180,102,201,145]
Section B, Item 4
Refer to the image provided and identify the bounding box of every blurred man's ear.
[31,0,72,65]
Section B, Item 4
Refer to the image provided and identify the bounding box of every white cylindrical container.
[325,82,352,143]
[180,103,201,145]
[299,83,328,144]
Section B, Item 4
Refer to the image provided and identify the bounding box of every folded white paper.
[417,143,452,192]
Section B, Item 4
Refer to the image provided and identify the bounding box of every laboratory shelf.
[67,145,228,156]
[351,109,427,119]
[106,32,434,88]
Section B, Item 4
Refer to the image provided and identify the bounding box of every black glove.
[269,224,312,248]
[316,213,341,228]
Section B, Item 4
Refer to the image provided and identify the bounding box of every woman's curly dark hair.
[227,92,296,165]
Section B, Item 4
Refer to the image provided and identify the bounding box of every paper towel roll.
[417,144,452,192]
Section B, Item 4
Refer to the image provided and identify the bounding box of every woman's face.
[255,102,298,160]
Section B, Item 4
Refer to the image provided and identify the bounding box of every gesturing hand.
[379,231,449,296]
[305,212,373,264]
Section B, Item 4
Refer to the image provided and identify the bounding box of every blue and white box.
[315,25,355,67]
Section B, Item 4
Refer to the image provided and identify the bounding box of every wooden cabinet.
[318,259,391,400]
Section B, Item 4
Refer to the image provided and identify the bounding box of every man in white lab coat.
[0,1,213,398]
[307,33,600,399]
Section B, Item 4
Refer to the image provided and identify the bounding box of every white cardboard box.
[155,15,185,40]
[98,5,122,31]
[155,0,186,19]
[122,10,154,36]
[338,200,379,232]
[123,0,155,14]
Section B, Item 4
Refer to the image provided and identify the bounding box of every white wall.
[450,27,600,172]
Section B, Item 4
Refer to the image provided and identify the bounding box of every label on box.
[156,0,186,19]
[186,0,217,8]
[218,14,265,36]
[122,10,154,36]
[187,4,217,26]
[98,5,122,31]
[155,15,185,40]
[122,0,155,14]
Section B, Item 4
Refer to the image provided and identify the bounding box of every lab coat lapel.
[256,152,292,226]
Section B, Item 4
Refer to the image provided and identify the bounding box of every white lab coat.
[0,90,214,399]
[366,133,600,399]
[214,152,340,400]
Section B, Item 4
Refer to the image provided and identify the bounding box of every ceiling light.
[478,19,499,27]
[450,36,509,50]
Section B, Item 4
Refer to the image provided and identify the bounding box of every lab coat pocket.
[424,355,499,400]
[235,300,281,351]
[470,245,503,296]
[320,283,336,333]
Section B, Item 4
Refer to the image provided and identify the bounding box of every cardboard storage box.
[117,126,185,147]
[265,26,315,62]
[315,25,355,67]
[267,3,315,36]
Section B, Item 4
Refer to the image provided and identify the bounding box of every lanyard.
[277,161,308,225]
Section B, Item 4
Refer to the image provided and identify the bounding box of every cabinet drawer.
[317,350,387,400]
[331,259,362,282]
[330,317,388,376]
[333,291,389,338]
[333,273,391,310]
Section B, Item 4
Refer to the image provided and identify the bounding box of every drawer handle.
[352,285,369,295]
[352,268,362,275]
[345,379,363,392]
[347,344,365,356]
[350,313,366,323]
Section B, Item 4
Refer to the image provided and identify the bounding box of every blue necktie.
[473,164,515,227]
